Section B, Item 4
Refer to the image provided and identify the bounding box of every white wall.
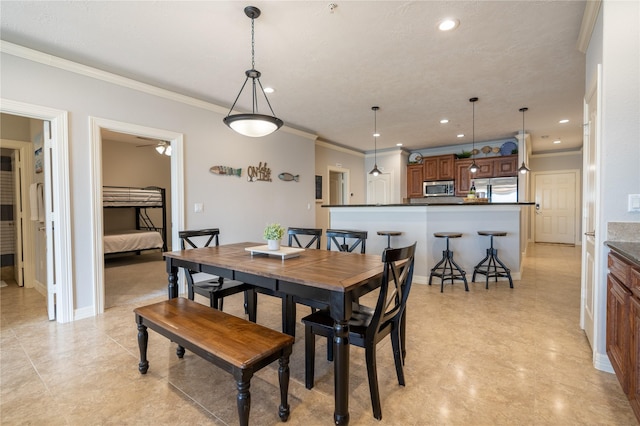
[587,0,640,369]
[1,50,316,314]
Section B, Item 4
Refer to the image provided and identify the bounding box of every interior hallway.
[1,243,637,425]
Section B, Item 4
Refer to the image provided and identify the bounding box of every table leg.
[333,319,350,425]
[167,264,178,299]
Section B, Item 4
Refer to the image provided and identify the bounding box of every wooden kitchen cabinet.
[495,155,518,177]
[606,250,640,422]
[455,159,472,196]
[407,164,424,198]
[424,154,455,181]
[474,158,494,178]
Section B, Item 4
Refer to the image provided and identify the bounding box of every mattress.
[104,230,164,254]
[103,186,163,207]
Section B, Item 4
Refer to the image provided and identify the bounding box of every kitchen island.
[324,203,533,286]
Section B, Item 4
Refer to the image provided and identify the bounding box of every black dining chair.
[301,242,417,420]
[326,229,368,253]
[179,229,255,318]
[287,227,322,249]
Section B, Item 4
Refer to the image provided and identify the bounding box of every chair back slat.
[366,243,416,341]
[287,227,322,249]
[179,228,220,250]
[326,229,368,253]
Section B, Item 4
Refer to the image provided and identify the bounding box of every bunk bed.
[103,186,167,255]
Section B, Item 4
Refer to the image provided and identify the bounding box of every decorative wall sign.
[247,162,271,182]
[278,172,299,182]
[209,166,242,177]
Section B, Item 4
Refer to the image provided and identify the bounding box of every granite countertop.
[605,241,640,267]
[322,202,535,207]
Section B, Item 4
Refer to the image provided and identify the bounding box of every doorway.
[0,101,73,323]
[533,170,580,244]
[89,117,184,315]
[101,130,172,308]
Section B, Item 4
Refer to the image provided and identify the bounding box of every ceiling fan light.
[224,114,283,137]
[155,144,165,155]
[164,145,172,156]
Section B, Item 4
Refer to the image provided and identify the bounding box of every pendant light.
[223,6,283,137]
[518,107,531,174]
[369,106,382,176]
[468,97,479,173]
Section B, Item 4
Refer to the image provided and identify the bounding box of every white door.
[43,122,56,320]
[11,150,24,286]
[367,174,391,204]
[329,170,345,205]
[534,172,577,244]
[581,69,601,347]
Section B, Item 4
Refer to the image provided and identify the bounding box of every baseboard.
[74,305,95,320]
[33,279,47,297]
[594,351,614,373]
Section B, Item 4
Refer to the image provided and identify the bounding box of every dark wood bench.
[134,297,295,426]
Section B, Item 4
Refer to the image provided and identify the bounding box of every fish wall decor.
[278,173,299,182]
[209,166,242,177]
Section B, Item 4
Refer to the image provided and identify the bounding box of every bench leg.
[278,354,291,422]
[136,321,149,374]
[176,345,185,359]
[236,375,251,426]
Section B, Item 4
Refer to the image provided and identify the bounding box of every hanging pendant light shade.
[223,6,283,137]
[369,106,382,176]
[518,107,531,174]
[155,141,171,156]
[468,97,479,173]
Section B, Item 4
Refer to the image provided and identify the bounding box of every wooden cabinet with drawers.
[606,249,640,422]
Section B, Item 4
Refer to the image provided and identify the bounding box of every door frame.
[531,169,581,245]
[1,140,33,289]
[89,117,184,315]
[1,98,73,323]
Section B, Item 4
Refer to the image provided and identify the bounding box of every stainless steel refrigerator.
[472,176,518,203]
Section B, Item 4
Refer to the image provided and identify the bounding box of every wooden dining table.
[163,242,385,425]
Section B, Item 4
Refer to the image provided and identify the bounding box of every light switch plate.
[194,203,203,213]
[629,194,640,212]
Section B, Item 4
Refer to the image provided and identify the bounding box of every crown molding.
[577,0,601,53]
[315,139,364,157]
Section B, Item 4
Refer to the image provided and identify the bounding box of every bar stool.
[472,231,514,289]
[377,231,402,248]
[429,232,468,292]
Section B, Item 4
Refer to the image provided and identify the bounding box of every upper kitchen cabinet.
[424,154,456,181]
[494,155,518,177]
[407,164,424,198]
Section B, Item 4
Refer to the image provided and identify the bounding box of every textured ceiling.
[0,1,587,155]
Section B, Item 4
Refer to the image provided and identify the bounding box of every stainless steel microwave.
[423,180,455,197]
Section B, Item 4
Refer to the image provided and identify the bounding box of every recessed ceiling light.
[263,87,275,94]
[396,143,403,147]
[373,132,380,137]
[438,19,459,31]
[553,140,562,144]
[440,119,449,124]
[457,133,465,138]
[559,119,569,124]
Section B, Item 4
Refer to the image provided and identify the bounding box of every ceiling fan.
[135,137,171,156]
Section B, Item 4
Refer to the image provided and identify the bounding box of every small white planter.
[267,239,281,250]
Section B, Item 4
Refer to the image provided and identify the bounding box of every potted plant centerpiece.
[264,223,285,250]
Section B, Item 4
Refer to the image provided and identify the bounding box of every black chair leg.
[390,327,405,386]
[365,345,382,420]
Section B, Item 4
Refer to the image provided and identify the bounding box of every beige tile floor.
[1,243,638,425]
